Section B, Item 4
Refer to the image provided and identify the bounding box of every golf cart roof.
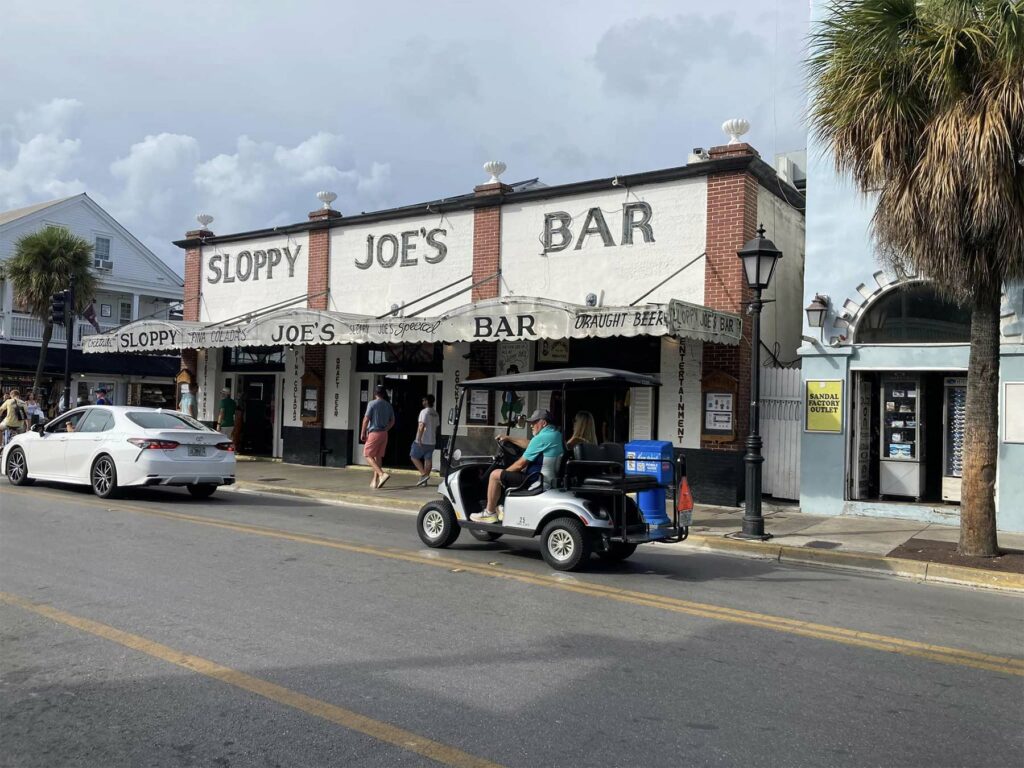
[462,367,660,391]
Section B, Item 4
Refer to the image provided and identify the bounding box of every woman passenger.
[566,410,597,449]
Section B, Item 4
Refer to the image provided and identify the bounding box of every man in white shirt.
[410,394,440,487]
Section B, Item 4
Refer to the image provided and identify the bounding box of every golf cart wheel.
[470,530,503,543]
[540,517,590,571]
[597,542,638,562]
[91,454,119,499]
[417,499,461,548]
[6,448,32,486]
[187,483,217,499]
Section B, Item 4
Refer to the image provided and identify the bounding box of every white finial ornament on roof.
[483,160,506,184]
[196,213,214,229]
[316,191,338,210]
[722,118,750,145]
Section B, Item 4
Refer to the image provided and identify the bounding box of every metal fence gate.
[761,366,802,501]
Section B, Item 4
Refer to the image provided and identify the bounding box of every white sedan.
[2,406,236,499]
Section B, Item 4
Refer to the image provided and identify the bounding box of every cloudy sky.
[1,0,809,274]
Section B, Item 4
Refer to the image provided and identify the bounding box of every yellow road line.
[5,486,1024,677]
[0,590,503,768]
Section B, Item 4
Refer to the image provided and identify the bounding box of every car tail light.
[677,476,694,513]
[128,438,180,450]
[216,442,235,452]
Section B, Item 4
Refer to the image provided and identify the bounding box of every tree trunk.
[959,279,1001,557]
[32,322,53,398]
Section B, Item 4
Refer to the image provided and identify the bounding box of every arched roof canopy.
[854,281,970,344]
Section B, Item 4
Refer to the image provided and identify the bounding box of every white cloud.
[194,132,392,228]
[15,98,83,136]
[1,100,394,274]
[109,133,201,222]
[0,97,87,209]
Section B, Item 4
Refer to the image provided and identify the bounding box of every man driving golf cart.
[415,367,692,572]
[470,408,563,523]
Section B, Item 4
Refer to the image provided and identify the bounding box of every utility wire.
[629,252,706,306]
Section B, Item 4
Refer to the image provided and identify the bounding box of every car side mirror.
[32,424,45,434]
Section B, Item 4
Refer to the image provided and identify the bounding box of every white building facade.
[86,141,805,506]
[0,194,183,408]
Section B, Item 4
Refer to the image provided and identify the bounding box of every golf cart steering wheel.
[496,436,525,463]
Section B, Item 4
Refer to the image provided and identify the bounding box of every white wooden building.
[0,193,183,408]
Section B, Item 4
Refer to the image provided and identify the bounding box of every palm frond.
[6,226,100,319]
[807,0,1024,298]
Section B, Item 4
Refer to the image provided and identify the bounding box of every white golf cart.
[415,368,692,571]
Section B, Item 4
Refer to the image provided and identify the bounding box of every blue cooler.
[624,440,673,527]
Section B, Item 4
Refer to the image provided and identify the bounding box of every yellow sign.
[806,379,843,433]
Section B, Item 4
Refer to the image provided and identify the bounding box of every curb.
[232,481,1024,594]
[683,533,1024,592]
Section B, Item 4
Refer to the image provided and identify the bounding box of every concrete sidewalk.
[231,460,1024,592]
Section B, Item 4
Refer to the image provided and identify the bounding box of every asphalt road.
[1,482,1022,768]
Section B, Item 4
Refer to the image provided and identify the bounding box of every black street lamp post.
[736,225,782,540]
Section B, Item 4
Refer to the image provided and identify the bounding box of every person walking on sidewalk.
[0,389,29,446]
[361,384,395,489]
[215,387,237,439]
[410,394,440,487]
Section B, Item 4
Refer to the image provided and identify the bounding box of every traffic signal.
[49,290,69,326]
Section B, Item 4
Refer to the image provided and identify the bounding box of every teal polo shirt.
[523,425,564,488]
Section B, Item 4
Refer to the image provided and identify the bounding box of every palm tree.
[808,0,1024,556]
[6,226,98,397]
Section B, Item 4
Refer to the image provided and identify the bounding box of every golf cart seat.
[507,453,567,498]
[567,443,661,492]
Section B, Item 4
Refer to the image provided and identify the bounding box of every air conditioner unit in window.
[94,259,113,271]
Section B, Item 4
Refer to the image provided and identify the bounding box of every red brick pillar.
[470,181,508,374]
[304,207,341,426]
[180,226,210,375]
[702,144,759,451]
[472,182,507,302]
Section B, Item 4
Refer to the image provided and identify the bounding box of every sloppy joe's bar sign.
[83,297,742,353]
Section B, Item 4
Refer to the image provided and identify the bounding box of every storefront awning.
[82,297,742,354]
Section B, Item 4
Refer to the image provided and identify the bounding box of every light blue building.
[799,146,1024,533]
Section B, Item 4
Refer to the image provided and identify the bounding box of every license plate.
[188,446,207,457]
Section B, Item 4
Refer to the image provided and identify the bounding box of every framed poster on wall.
[1004,382,1024,443]
[467,387,492,425]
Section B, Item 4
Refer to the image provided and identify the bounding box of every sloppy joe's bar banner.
[83,297,742,354]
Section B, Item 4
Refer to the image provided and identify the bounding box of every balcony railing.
[0,312,119,349]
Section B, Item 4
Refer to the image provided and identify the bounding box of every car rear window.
[126,411,207,430]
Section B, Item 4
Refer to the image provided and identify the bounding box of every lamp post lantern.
[736,225,782,540]
[805,294,829,332]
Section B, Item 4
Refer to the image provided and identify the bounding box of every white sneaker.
[415,475,429,487]
[470,511,498,523]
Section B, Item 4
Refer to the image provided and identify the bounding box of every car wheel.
[417,499,461,548]
[540,517,590,571]
[187,483,217,499]
[91,455,119,499]
[469,530,503,543]
[6,448,32,486]
[597,542,638,562]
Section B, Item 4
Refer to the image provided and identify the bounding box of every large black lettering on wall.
[542,203,655,254]
[206,245,301,284]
